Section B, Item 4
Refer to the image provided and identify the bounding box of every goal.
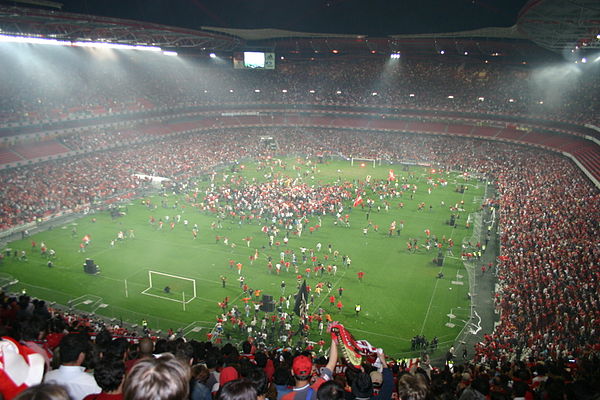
[350,157,381,168]
[141,271,197,305]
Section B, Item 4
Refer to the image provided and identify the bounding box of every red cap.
[292,355,313,376]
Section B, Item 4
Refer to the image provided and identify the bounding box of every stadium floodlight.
[309,90,316,93]
[336,90,342,94]
[282,89,288,93]
[229,89,234,93]
[162,51,178,56]
[372,92,378,96]
[508,98,515,103]
[0,34,165,52]
[597,34,600,39]
[254,89,261,93]
[478,97,485,102]
[539,101,544,104]
[447,95,454,99]
[440,50,445,55]
[209,52,216,58]
[581,57,587,63]
[464,51,468,55]
[390,53,401,59]
[72,41,161,52]
[409,93,415,97]
[0,33,69,46]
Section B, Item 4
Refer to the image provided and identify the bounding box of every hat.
[292,355,313,376]
[370,371,383,386]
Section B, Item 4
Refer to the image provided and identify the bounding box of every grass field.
[0,158,485,357]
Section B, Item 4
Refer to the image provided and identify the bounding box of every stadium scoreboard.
[233,51,275,69]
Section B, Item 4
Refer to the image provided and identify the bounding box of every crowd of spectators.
[1,47,599,126]
[1,290,599,400]
[0,46,599,398]
[1,127,599,367]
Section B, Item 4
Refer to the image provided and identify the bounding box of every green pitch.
[1,158,485,357]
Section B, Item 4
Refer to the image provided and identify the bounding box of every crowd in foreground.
[1,295,599,400]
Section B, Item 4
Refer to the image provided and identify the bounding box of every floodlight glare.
[209,53,217,58]
[0,34,68,46]
[390,53,401,59]
[440,50,445,55]
[162,51,178,56]
[581,57,587,63]
[282,89,288,93]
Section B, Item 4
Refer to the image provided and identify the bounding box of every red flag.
[388,169,396,181]
[353,195,363,207]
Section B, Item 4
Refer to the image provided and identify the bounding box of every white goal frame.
[350,157,381,168]
[141,270,197,305]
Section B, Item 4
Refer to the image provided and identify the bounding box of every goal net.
[350,157,381,168]
[141,271,197,304]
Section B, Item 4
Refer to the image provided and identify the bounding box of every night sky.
[56,0,530,36]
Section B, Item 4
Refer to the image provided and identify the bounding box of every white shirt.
[44,365,101,400]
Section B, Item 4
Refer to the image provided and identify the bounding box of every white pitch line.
[351,328,412,342]
[418,187,470,335]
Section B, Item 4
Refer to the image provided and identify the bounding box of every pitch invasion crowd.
[1,128,599,367]
[1,292,599,400]
[1,53,599,126]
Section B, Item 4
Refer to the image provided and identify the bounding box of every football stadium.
[0,0,599,398]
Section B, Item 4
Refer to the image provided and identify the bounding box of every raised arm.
[325,337,338,371]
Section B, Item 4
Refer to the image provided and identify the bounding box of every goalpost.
[350,157,381,168]
[141,271,197,308]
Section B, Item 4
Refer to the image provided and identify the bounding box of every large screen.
[233,52,275,69]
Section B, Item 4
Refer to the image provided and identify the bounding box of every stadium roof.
[0,5,241,50]
[203,25,527,42]
[517,0,600,53]
[0,0,597,59]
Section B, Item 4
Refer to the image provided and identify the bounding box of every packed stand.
[1,46,599,127]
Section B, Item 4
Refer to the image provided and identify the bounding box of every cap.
[292,355,313,376]
[370,371,383,386]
